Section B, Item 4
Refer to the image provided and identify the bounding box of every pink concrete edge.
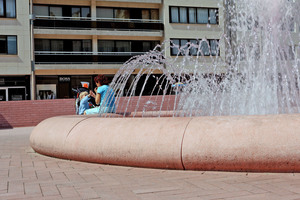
[30,114,300,172]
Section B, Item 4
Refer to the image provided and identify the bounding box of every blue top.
[97,85,116,109]
[78,95,90,115]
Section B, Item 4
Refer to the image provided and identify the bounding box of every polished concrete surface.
[30,114,300,172]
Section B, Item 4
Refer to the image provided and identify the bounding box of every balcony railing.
[34,51,146,64]
[33,16,164,31]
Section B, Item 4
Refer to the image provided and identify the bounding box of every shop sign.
[58,76,71,82]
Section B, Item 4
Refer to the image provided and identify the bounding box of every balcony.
[33,16,164,32]
[34,51,146,64]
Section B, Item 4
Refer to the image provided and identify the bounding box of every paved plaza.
[0,127,300,200]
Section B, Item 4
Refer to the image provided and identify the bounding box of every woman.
[84,74,116,115]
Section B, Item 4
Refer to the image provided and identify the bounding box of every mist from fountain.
[107,0,300,117]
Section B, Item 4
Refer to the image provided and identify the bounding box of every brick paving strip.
[0,127,300,200]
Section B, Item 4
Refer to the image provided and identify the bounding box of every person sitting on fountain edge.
[78,91,91,115]
[84,74,116,115]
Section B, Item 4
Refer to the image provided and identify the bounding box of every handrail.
[33,26,163,33]
[34,51,146,56]
[35,15,162,23]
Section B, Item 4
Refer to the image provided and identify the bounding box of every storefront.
[35,75,114,99]
[0,76,30,101]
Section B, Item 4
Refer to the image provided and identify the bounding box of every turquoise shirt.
[97,85,116,109]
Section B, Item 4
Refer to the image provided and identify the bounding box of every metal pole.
[29,0,36,100]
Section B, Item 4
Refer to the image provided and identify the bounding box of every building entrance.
[0,87,26,101]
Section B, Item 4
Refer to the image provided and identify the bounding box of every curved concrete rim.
[30,114,300,172]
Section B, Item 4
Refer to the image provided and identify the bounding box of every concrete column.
[92,35,98,54]
[91,0,97,20]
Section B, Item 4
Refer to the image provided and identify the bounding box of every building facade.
[1,0,226,100]
[0,0,31,101]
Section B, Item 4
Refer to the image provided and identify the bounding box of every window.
[33,5,48,16]
[72,7,90,18]
[33,5,90,18]
[150,9,159,20]
[116,41,131,52]
[189,8,197,24]
[72,7,81,18]
[170,39,219,56]
[49,6,62,17]
[209,9,218,24]
[197,8,208,24]
[97,7,159,20]
[98,40,160,53]
[142,10,150,20]
[35,39,50,51]
[179,7,187,23]
[170,7,179,23]
[97,8,113,18]
[114,9,130,19]
[0,0,16,18]
[0,35,17,55]
[81,7,90,18]
[98,40,114,52]
[34,39,91,52]
[170,6,218,24]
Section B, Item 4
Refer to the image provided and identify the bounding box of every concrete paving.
[0,127,300,200]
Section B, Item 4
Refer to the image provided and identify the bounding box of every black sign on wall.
[58,76,71,83]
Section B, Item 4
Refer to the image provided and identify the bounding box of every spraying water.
[106,0,300,117]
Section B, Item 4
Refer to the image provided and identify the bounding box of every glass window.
[170,7,179,23]
[114,9,129,19]
[33,5,48,16]
[97,8,113,18]
[197,8,208,24]
[98,40,114,52]
[72,41,81,51]
[142,41,151,52]
[210,40,218,56]
[116,41,130,52]
[171,39,179,55]
[35,39,50,51]
[189,8,196,24]
[0,0,4,17]
[190,39,198,56]
[82,40,91,52]
[7,36,17,54]
[81,7,90,18]
[0,36,6,53]
[209,9,217,24]
[179,7,187,23]
[5,0,15,18]
[150,9,159,20]
[0,35,17,55]
[49,6,62,17]
[200,40,210,56]
[51,40,63,51]
[8,88,25,101]
[72,7,81,18]
[142,10,150,20]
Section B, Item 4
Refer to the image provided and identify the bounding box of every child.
[78,91,90,115]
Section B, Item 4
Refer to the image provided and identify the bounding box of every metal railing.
[35,15,162,23]
[35,51,145,56]
[33,15,164,31]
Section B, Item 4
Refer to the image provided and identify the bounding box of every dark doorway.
[57,82,70,98]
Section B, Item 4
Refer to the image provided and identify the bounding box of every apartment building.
[0,0,224,100]
[0,0,31,101]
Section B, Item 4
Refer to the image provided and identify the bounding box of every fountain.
[30,0,300,172]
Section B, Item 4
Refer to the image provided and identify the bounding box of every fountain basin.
[30,114,300,172]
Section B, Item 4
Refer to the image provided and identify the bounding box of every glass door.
[8,87,26,101]
[0,89,6,101]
